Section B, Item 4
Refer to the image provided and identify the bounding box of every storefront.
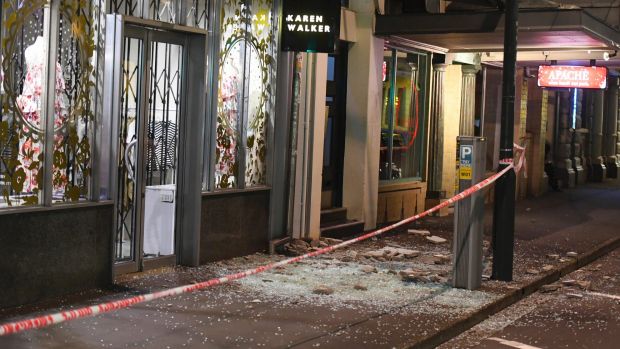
[0,0,287,308]
[375,3,620,202]
[377,46,430,223]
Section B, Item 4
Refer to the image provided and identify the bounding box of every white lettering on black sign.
[285,14,331,33]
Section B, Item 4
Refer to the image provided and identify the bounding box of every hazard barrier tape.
[0,146,525,337]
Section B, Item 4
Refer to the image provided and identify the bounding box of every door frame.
[103,15,206,275]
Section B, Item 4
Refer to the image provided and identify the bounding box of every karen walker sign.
[281,0,341,53]
[538,65,608,89]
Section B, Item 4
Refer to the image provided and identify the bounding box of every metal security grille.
[110,0,210,28]
[113,30,184,263]
[115,36,142,261]
[145,40,182,186]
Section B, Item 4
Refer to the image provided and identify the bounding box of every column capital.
[461,65,479,76]
[433,63,448,72]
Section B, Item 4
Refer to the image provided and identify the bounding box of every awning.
[375,8,620,53]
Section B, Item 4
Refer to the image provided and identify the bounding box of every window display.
[17,35,68,195]
[380,48,429,182]
[215,0,276,189]
[0,0,98,207]
[1,1,47,207]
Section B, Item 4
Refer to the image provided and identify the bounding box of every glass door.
[114,24,186,273]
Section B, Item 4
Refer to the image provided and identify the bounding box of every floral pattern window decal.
[215,0,276,189]
[0,0,98,207]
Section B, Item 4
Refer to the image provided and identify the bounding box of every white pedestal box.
[143,184,176,256]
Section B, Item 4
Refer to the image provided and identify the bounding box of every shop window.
[215,0,277,189]
[0,0,100,208]
[53,0,99,203]
[110,0,210,28]
[379,48,429,182]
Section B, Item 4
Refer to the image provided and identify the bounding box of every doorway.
[321,42,349,209]
[105,16,206,274]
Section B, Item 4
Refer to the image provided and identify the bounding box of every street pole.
[492,0,518,281]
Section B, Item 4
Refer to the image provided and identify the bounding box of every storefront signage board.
[538,65,608,89]
[281,0,341,53]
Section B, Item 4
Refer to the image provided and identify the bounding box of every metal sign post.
[453,136,487,290]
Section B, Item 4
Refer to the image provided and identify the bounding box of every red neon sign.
[538,65,608,89]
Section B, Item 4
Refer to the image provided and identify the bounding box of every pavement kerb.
[405,236,620,349]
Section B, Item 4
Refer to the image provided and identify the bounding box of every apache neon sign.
[538,65,608,89]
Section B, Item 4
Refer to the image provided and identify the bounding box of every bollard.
[453,136,487,290]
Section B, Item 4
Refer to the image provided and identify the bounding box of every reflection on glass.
[110,0,210,29]
[379,49,394,180]
[184,0,210,29]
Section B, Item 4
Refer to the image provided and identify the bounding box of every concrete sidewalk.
[1,183,619,349]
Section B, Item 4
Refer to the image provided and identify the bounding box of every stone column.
[572,89,586,185]
[290,53,328,240]
[589,90,607,181]
[555,91,576,187]
[604,77,619,178]
[459,65,477,136]
[342,0,383,229]
[427,64,447,201]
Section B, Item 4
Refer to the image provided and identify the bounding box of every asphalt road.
[442,247,620,349]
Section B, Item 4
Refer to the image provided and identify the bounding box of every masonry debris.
[539,283,562,293]
[313,285,334,295]
[426,236,448,244]
[360,265,378,273]
[408,229,431,236]
[283,238,344,256]
[542,265,554,272]
[360,247,420,260]
[566,293,584,299]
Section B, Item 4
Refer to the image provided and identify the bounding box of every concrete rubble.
[408,229,431,236]
[561,279,591,290]
[312,285,335,295]
[283,238,344,256]
[360,265,378,273]
[426,235,448,244]
[361,246,421,260]
[539,283,562,293]
[542,265,554,272]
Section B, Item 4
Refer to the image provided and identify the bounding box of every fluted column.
[555,91,576,188]
[459,65,477,136]
[589,90,606,181]
[572,89,586,184]
[604,77,619,178]
[427,64,447,198]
